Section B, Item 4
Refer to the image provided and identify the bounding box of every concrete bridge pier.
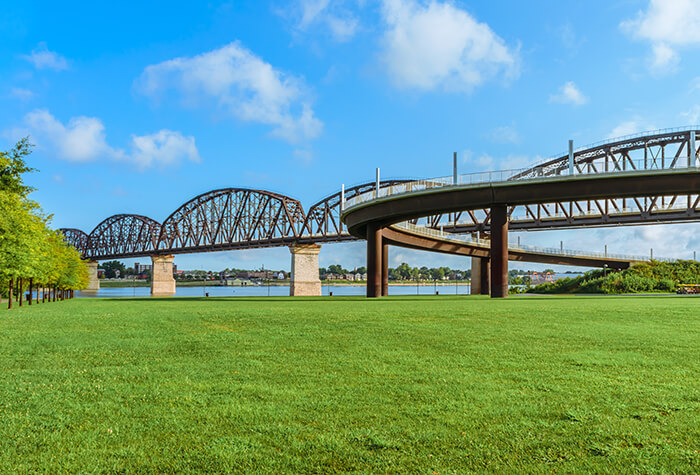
[84,260,100,293]
[367,224,383,298]
[290,244,322,296]
[490,205,509,298]
[151,255,176,297]
[470,257,490,295]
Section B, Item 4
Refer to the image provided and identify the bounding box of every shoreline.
[98,280,473,288]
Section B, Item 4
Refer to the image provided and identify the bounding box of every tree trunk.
[8,278,13,310]
[18,278,23,307]
[28,279,32,306]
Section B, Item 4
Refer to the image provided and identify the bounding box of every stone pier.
[289,244,322,296]
[151,255,176,297]
[84,260,100,293]
[470,257,490,295]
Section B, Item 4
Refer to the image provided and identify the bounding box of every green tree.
[327,264,346,275]
[99,260,126,278]
[0,137,35,196]
[394,263,412,280]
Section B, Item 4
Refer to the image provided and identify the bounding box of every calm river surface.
[78,284,472,298]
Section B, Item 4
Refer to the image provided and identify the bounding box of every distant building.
[134,262,152,274]
[222,278,251,286]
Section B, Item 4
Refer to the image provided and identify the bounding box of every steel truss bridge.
[60,128,700,279]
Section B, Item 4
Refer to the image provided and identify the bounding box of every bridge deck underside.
[382,227,631,269]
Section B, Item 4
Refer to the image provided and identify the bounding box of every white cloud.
[9,87,34,100]
[649,42,680,73]
[621,0,700,74]
[296,0,358,41]
[681,105,700,124]
[606,118,658,140]
[134,42,323,143]
[461,150,494,171]
[500,154,546,170]
[607,121,641,139]
[9,109,199,169]
[22,43,68,71]
[380,0,519,91]
[549,81,587,105]
[299,0,331,26]
[460,149,545,173]
[21,109,119,162]
[487,125,520,144]
[130,130,200,169]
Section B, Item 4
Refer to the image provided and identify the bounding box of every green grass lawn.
[1,295,699,473]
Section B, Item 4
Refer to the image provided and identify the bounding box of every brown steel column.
[381,241,389,296]
[480,258,490,295]
[366,223,382,298]
[490,205,509,298]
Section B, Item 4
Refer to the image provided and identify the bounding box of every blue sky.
[2,0,700,271]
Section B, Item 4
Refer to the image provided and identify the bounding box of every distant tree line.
[1,138,88,309]
[320,263,471,281]
[320,264,559,282]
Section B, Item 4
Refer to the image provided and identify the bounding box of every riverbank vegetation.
[1,295,698,472]
[530,260,700,294]
[1,139,87,307]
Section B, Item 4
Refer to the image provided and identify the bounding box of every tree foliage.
[531,260,700,294]
[0,137,35,196]
[1,138,88,301]
[99,260,126,278]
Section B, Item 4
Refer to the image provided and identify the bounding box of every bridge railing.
[344,156,699,211]
[395,222,675,263]
[545,125,700,160]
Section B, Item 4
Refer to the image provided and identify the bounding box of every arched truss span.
[157,188,306,253]
[515,128,699,179]
[58,228,88,254]
[416,129,700,233]
[87,214,162,259]
[302,180,411,240]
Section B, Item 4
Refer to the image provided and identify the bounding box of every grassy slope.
[1,296,699,473]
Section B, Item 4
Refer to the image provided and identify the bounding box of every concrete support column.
[366,223,382,298]
[381,241,389,297]
[490,205,509,298]
[151,255,176,297]
[84,260,100,293]
[289,244,322,296]
[470,257,490,295]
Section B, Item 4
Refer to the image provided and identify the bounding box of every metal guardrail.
[546,125,700,160]
[394,222,674,263]
[344,157,699,211]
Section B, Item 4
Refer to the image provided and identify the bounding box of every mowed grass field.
[1,295,699,473]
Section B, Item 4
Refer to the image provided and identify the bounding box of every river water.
[78,284,472,298]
